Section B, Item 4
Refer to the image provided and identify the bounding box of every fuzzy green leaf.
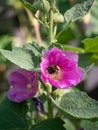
[51,90,98,119]
[80,120,98,130]
[0,42,44,71]
[64,0,94,23]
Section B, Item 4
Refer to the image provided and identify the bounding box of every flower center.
[47,65,60,74]
[46,65,61,80]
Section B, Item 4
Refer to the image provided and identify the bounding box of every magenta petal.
[7,68,38,103]
[43,48,64,65]
[7,87,36,103]
[63,50,79,63]
[40,47,84,89]
[62,68,84,87]
[9,71,29,88]
[45,68,84,89]
[41,73,47,83]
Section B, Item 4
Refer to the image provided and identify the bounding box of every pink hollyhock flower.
[40,47,84,89]
[7,69,38,103]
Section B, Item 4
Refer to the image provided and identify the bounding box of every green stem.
[49,6,54,43]
[34,15,49,28]
[46,0,56,118]
[53,24,57,38]
[48,95,53,118]
[46,84,53,118]
[39,76,53,118]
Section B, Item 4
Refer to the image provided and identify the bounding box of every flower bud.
[41,0,50,13]
[53,12,64,23]
[52,7,64,23]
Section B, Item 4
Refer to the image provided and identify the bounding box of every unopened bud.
[53,12,64,23]
[41,0,50,12]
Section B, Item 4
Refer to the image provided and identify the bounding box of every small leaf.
[0,42,44,71]
[64,0,94,23]
[63,45,84,53]
[51,90,98,119]
[31,118,66,130]
[20,0,37,14]
[83,36,98,53]
[80,120,98,130]
[0,98,28,130]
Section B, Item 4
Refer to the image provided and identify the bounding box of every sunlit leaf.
[91,53,98,65]
[83,36,98,53]
[63,45,84,53]
[0,42,44,72]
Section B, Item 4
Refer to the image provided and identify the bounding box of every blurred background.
[0,0,98,100]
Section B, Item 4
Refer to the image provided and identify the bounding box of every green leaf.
[82,36,98,65]
[91,53,98,65]
[57,27,76,44]
[64,0,94,23]
[1,48,34,70]
[0,42,44,71]
[83,36,98,53]
[78,53,94,72]
[80,120,98,130]
[0,98,28,130]
[51,90,98,119]
[64,119,76,130]
[20,0,37,14]
[85,1,98,36]
[0,35,11,49]
[63,45,84,53]
[31,118,66,130]
[56,0,71,15]
[0,35,12,63]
